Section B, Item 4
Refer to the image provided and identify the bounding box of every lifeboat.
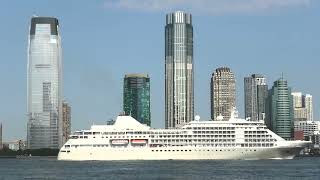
[131,139,147,144]
[111,139,129,145]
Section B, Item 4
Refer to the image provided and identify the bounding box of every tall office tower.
[244,74,268,121]
[305,94,313,121]
[62,101,71,143]
[27,17,63,149]
[165,11,194,128]
[0,123,2,150]
[266,77,294,140]
[123,74,151,126]
[211,67,236,120]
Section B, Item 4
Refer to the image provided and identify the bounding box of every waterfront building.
[294,121,320,138]
[165,11,194,128]
[244,74,268,121]
[3,140,26,151]
[211,67,236,120]
[123,74,151,126]
[62,101,71,143]
[0,123,2,150]
[27,17,63,149]
[311,132,320,150]
[266,77,294,140]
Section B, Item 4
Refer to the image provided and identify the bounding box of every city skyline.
[0,1,320,141]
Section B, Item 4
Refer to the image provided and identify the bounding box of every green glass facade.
[123,74,151,126]
[266,78,294,140]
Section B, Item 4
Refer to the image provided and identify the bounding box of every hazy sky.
[0,0,319,141]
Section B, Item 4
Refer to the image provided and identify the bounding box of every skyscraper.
[244,74,268,121]
[62,101,71,143]
[123,74,151,126]
[165,11,194,128]
[27,17,63,149]
[211,67,236,120]
[266,77,294,140]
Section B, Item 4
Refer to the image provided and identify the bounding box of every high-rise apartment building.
[211,67,236,120]
[123,74,151,126]
[266,77,294,140]
[244,74,268,121]
[305,94,313,121]
[165,11,194,128]
[27,17,63,149]
[292,92,307,121]
[62,101,71,143]
[291,92,313,121]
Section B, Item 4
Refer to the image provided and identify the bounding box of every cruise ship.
[58,111,309,161]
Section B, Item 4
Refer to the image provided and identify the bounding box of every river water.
[0,157,319,180]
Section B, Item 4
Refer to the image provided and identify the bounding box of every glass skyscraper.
[244,74,268,121]
[165,11,194,128]
[266,77,294,140]
[27,17,63,149]
[123,74,151,126]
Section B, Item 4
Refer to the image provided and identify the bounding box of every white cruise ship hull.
[58,146,304,161]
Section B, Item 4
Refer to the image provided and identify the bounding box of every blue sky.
[0,0,319,141]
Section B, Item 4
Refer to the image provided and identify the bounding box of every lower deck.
[58,146,302,161]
